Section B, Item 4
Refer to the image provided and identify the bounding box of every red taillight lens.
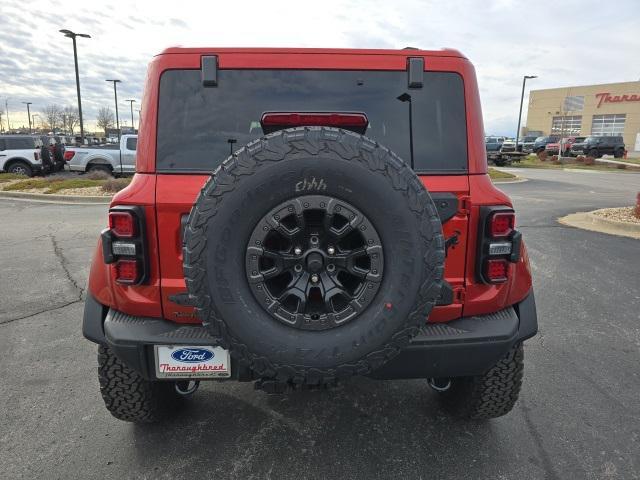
[109,211,136,238]
[64,151,75,161]
[485,259,508,283]
[489,212,515,237]
[112,259,139,284]
[260,112,369,134]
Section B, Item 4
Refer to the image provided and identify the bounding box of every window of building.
[591,114,626,136]
[564,95,584,112]
[551,115,582,135]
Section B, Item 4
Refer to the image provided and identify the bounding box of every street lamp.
[5,98,10,132]
[60,30,90,143]
[396,93,414,169]
[515,75,537,151]
[22,102,33,134]
[125,99,136,132]
[106,79,121,140]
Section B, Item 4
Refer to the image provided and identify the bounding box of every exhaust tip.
[428,378,452,392]
[175,380,200,396]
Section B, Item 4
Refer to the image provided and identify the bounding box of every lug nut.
[311,274,319,283]
[294,247,302,255]
[327,246,335,255]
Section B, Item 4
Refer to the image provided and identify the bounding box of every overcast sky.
[1,0,638,135]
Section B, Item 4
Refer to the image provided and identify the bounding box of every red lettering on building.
[596,92,640,108]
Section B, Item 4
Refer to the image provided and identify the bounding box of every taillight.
[489,212,515,237]
[109,211,136,238]
[260,112,369,134]
[102,206,147,285]
[485,259,508,283]
[64,151,75,161]
[477,207,521,284]
[111,259,139,284]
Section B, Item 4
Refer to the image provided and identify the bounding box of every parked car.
[500,139,517,153]
[0,135,44,176]
[38,136,58,173]
[532,135,560,153]
[545,136,585,156]
[485,136,504,162]
[82,48,538,424]
[65,134,137,175]
[519,135,538,153]
[570,136,625,158]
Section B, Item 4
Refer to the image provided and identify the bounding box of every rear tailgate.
[156,174,469,324]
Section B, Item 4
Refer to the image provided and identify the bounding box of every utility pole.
[22,102,33,134]
[516,75,537,152]
[125,99,136,132]
[106,79,121,140]
[60,29,90,144]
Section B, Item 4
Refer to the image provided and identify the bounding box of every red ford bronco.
[83,47,537,422]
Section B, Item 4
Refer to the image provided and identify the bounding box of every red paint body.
[87,48,533,324]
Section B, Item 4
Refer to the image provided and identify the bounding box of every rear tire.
[438,344,524,419]
[87,164,112,175]
[614,149,624,159]
[97,345,183,423]
[6,161,33,177]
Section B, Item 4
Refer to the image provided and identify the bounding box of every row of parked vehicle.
[0,134,138,177]
[485,134,626,161]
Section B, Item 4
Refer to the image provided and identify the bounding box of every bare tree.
[61,106,79,134]
[42,104,63,131]
[96,107,115,134]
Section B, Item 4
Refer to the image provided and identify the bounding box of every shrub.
[635,193,640,219]
[102,178,131,193]
[576,155,585,163]
[584,156,595,166]
[85,170,113,180]
[537,151,548,162]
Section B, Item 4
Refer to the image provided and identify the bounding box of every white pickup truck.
[65,134,137,175]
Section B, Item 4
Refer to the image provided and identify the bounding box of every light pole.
[125,99,136,132]
[106,79,121,140]
[515,75,537,151]
[22,102,33,134]
[396,93,414,169]
[60,29,90,144]
[5,98,11,132]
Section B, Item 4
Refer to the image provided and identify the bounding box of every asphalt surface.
[0,169,638,479]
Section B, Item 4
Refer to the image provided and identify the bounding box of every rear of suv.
[570,135,625,158]
[0,135,43,176]
[82,48,537,423]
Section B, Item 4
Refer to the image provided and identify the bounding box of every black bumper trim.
[83,291,538,381]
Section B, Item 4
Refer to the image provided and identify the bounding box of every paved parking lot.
[0,169,638,479]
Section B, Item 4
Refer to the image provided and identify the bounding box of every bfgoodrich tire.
[98,346,182,423]
[438,344,524,419]
[183,127,445,385]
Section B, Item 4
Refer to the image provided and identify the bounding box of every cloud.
[0,0,638,137]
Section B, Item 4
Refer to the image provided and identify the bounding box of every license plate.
[155,345,231,379]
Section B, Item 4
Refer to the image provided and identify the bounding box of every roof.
[158,47,466,58]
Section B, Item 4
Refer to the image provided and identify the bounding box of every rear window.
[157,69,468,173]
[5,137,35,149]
[126,137,137,150]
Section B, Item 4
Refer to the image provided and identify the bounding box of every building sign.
[595,92,640,108]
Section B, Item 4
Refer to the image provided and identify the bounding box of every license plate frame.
[154,345,231,379]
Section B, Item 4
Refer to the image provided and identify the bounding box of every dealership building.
[525,80,640,154]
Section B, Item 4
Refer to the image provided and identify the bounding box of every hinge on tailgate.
[458,195,471,216]
[453,287,466,304]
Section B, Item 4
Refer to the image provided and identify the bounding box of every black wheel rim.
[246,195,384,331]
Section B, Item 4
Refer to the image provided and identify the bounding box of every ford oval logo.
[171,348,214,363]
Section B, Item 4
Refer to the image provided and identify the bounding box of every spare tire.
[183,127,445,384]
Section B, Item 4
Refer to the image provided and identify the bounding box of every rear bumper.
[83,291,537,381]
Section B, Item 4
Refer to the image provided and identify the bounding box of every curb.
[0,190,111,204]
[492,176,527,184]
[558,210,640,240]
[586,210,640,234]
